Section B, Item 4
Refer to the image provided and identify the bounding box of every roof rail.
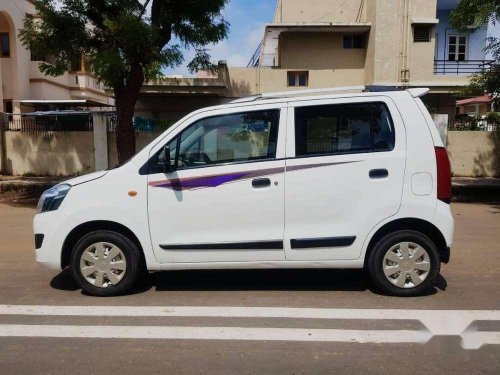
[229,85,428,104]
[364,85,405,92]
[229,86,366,103]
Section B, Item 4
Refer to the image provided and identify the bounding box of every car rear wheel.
[70,230,141,296]
[367,230,440,296]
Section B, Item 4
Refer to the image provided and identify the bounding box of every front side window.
[149,110,280,173]
[294,102,395,157]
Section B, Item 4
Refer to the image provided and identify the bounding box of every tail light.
[435,147,452,204]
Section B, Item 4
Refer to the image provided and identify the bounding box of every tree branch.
[139,0,152,18]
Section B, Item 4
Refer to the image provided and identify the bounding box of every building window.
[343,35,365,49]
[0,33,10,58]
[30,49,46,62]
[287,71,308,87]
[413,26,431,42]
[448,35,467,61]
[70,57,82,71]
[3,100,13,113]
[294,102,395,157]
[434,33,439,59]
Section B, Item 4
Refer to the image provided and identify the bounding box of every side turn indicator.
[128,191,138,197]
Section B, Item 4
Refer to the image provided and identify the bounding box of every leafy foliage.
[450,0,500,101]
[486,111,500,125]
[20,0,229,88]
[20,0,229,162]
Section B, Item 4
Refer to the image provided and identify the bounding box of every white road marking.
[1,305,500,335]
[1,305,500,348]
[461,331,500,350]
[0,324,432,343]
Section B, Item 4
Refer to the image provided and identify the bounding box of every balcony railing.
[434,60,495,75]
[247,41,262,68]
[6,113,94,132]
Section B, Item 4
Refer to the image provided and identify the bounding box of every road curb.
[452,184,500,203]
[0,178,62,201]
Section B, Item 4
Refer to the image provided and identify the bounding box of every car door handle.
[369,169,389,179]
[252,178,271,188]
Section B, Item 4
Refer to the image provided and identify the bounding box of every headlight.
[36,184,71,214]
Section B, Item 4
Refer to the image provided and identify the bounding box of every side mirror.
[163,145,174,173]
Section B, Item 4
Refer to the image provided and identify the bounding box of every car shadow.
[50,268,79,291]
[50,268,447,297]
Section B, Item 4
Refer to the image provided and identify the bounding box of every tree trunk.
[114,64,145,165]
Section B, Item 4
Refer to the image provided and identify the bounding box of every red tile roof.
[456,95,493,106]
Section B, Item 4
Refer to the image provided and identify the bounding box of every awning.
[19,99,114,108]
[20,110,115,116]
[411,18,439,24]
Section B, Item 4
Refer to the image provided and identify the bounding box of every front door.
[284,97,406,261]
[147,107,287,263]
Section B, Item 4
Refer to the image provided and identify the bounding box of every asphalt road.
[0,202,499,374]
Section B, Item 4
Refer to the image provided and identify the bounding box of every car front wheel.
[70,230,142,296]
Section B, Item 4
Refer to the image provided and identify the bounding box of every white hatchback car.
[34,86,453,297]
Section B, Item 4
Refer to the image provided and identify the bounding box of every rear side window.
[294,102,395,157]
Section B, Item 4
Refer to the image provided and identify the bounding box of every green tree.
[450,0,500,102]
[20,0,229,164]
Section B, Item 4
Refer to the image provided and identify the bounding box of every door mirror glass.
[163,145,174,173]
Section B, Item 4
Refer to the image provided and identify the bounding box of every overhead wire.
[311,0,352,23]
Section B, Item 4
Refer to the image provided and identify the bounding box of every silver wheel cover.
[382,242,431,289]
[79,242,127,288]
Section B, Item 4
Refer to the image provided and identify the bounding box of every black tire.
[70,230,142,297]
[367,230,440,297]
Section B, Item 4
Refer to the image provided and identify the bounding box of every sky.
[163,0,277,76]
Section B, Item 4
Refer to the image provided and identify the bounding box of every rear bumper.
[434,201,454,248]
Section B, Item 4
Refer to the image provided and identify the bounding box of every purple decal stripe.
[285,161,360,172]
[150,167,285,191]
[149,160,359,191]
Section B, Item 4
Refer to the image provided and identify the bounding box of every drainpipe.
[400,0,411,84]
[0,113,7,174]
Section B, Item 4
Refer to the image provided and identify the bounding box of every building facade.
[2,0,497,123]
[138,0,498,124]
[0,0,112,114]
[227,0,499,121]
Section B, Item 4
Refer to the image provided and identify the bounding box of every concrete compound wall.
[107,132,161,169]
[447,131,500,178]
[1,130,162,176]
[3,131,95,176]
[1,129,499,178]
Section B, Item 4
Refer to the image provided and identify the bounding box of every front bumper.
[33,212,68,271]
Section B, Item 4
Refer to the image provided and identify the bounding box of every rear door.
[284,96,406,261]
